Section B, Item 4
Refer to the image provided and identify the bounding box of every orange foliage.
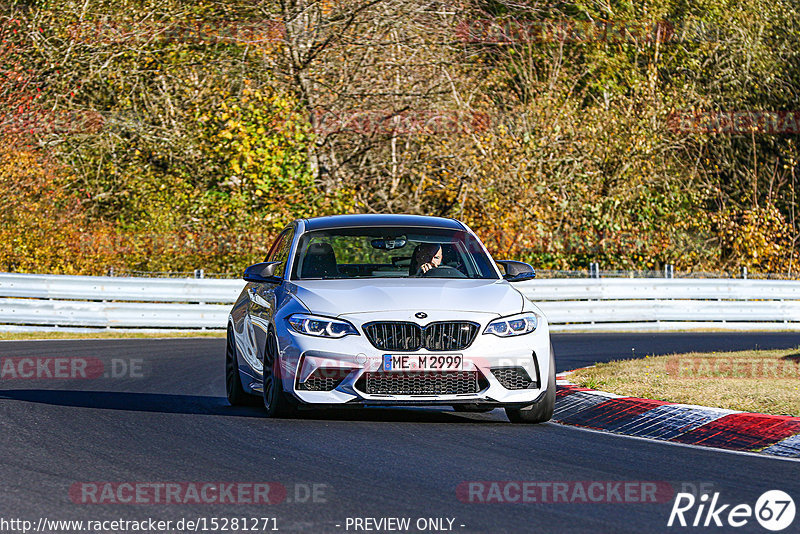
[713,206,793,273]
[0,139,116,274]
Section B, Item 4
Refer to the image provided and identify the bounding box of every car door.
[246,226,295,372]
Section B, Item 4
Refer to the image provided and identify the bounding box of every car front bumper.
[273,310,552,407]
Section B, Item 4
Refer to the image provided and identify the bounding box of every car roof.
[301,214,465,232]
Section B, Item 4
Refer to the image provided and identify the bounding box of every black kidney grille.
[364,322,422,351]
[364,321,478,352]
[424,322,479,351]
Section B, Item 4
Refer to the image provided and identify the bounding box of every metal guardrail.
[518,278,800,301]
[0,299,231,328]
[2,272,800,332]
[0,273,244,330]
[0,272,244,303]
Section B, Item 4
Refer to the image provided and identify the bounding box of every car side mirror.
[243,261,283,284]
[496,260,536,282]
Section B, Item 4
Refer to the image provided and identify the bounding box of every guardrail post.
[107,267,114,277]
[589,263,600,279]
[741,266,748,279]
[664,264,674,278]
[194,269,207,326]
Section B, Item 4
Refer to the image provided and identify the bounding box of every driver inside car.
[409,243,442,275]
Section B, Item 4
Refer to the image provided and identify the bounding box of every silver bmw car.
[225,214,555,423]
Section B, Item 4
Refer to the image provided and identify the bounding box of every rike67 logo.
[668,490,795,531]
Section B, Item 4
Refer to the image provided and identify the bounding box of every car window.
[265,232,286,262]
[266,228,294,278]
[291,227,498,280]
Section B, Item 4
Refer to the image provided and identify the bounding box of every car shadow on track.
[0,389,265,418]
[290,406,507,424]
[0,389,509,423]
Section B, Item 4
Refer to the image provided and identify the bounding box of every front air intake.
[491,367,537,390]
[356,370,483,395]
[296,368,351,391]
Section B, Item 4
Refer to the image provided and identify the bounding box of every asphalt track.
[1,333,799,534]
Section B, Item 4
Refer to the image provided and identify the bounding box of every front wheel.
[225,325,259,406]
[505,346,556,424]
[262,330,297,418]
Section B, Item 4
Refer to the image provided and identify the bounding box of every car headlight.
[287,314,359,338]
[484,312,538,337]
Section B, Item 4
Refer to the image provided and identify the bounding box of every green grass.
[568,348,800,416]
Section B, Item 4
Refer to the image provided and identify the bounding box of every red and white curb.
[554,371,800,458]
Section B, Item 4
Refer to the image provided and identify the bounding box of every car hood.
[288,278,524,317]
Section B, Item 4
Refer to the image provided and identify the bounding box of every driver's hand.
[420,263,433,273]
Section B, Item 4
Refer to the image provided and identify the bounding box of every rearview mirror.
[371,237,407,250]
[243,261,283,283]
[496,260,536,282]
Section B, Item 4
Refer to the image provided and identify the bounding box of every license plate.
[382,354,463,371]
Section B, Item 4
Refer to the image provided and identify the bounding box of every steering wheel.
[420,265,467,278]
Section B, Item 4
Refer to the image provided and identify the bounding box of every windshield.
[291,227,499,280]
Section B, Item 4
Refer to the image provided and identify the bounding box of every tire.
[262,330,297,418]
[225,325,259,406]
[505,345,556,424]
